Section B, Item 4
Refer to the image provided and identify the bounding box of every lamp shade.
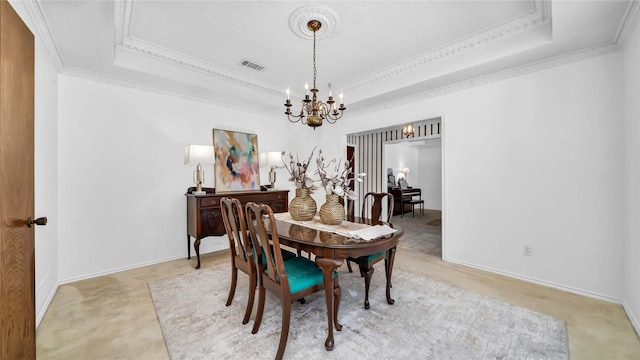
[259,151,283,168]
[184,145,214,165]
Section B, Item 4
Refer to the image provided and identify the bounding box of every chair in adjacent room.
[245,202,340,360]
[345,192,395,309]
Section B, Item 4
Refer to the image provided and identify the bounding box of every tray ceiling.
[15,0,638,117]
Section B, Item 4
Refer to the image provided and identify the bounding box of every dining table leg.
[315,257,344,351]
[385,246,397,305]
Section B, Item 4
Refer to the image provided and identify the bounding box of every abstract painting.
[212,129,260,192]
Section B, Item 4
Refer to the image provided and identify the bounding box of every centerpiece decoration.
[282,147,318,221]
[316,149,365,225]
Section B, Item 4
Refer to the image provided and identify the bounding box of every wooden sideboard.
[185,187,289,269]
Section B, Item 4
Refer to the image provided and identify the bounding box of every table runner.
[273,212,397,240]
[273,212,370,237]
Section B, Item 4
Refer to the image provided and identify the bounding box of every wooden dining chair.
[245,202,340,360]
[220,197,258,324]
[221,197,297,325]
[345,192,395,309]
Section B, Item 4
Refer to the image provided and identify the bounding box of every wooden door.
[0,0,36,358]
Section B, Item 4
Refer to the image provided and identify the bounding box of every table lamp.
[401,167,410,184]
[184,144,214,195]
[260,151,283,190]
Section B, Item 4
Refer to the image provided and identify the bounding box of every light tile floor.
[394,208,442,257]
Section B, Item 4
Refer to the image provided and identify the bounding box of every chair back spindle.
[221,198,251,261]
[220,197,257,324]
[245,202,289,293]
[361,192,394,225]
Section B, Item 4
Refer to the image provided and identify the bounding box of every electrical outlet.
[523,245,533,256]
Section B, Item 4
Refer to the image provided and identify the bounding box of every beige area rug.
[148,265,568,360]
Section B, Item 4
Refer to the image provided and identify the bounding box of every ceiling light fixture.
[284,20,346,129]
[403,124,415,138]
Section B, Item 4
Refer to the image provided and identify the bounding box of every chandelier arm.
[286,112,307,124]
[325,112,343,123]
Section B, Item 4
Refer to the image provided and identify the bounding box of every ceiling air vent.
[239,59,265,72]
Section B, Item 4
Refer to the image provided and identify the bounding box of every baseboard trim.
[622,300,640,338]
[57,254,189,285]
[444,257,624,305]
[35,270,57,328]
[38,249,233,329]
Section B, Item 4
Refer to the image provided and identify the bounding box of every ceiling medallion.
[284,19,346,129]
[288,5,339,40]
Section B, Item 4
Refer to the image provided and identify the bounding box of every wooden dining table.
[268,217,404,351]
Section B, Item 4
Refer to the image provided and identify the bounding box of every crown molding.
[58,66,277,118]
[615,0,640,46]
[113,0,553,107]
[343,0,551,94]
[349,42,619,116]
[114,0,283,98]
[20,0,65,70]
[21,0,627,122]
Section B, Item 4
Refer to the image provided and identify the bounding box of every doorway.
[384,138,442,258]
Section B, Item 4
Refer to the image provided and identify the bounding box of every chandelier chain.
[312,29,317,89]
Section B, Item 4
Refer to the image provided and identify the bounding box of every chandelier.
[284,20,346,129]
[402,124,415,138]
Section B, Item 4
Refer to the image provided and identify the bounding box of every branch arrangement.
[281,147,366,200]
[281,147,319,193]
[315,149,365,200]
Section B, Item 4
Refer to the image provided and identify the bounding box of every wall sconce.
[259,151,283,190]
[402,124,414,138]
[184,144,214,195]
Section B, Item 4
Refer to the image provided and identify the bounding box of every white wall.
[623,21,640,333]
[337,52,625,302]
[57,75,301,282]
[384,141,418,189]
[417,139,442,210]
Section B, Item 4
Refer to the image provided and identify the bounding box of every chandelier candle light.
[284,20,346,129]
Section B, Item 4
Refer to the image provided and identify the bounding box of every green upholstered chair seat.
[278,248,298,262]
[358,250,386,262]
[253,247,297,266]
[266,257,338,294]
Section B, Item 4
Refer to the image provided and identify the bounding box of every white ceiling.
[17,0,638,117]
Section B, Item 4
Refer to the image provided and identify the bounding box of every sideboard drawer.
[199,197,219,208]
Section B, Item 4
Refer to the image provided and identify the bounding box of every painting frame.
[212,128,261,192]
